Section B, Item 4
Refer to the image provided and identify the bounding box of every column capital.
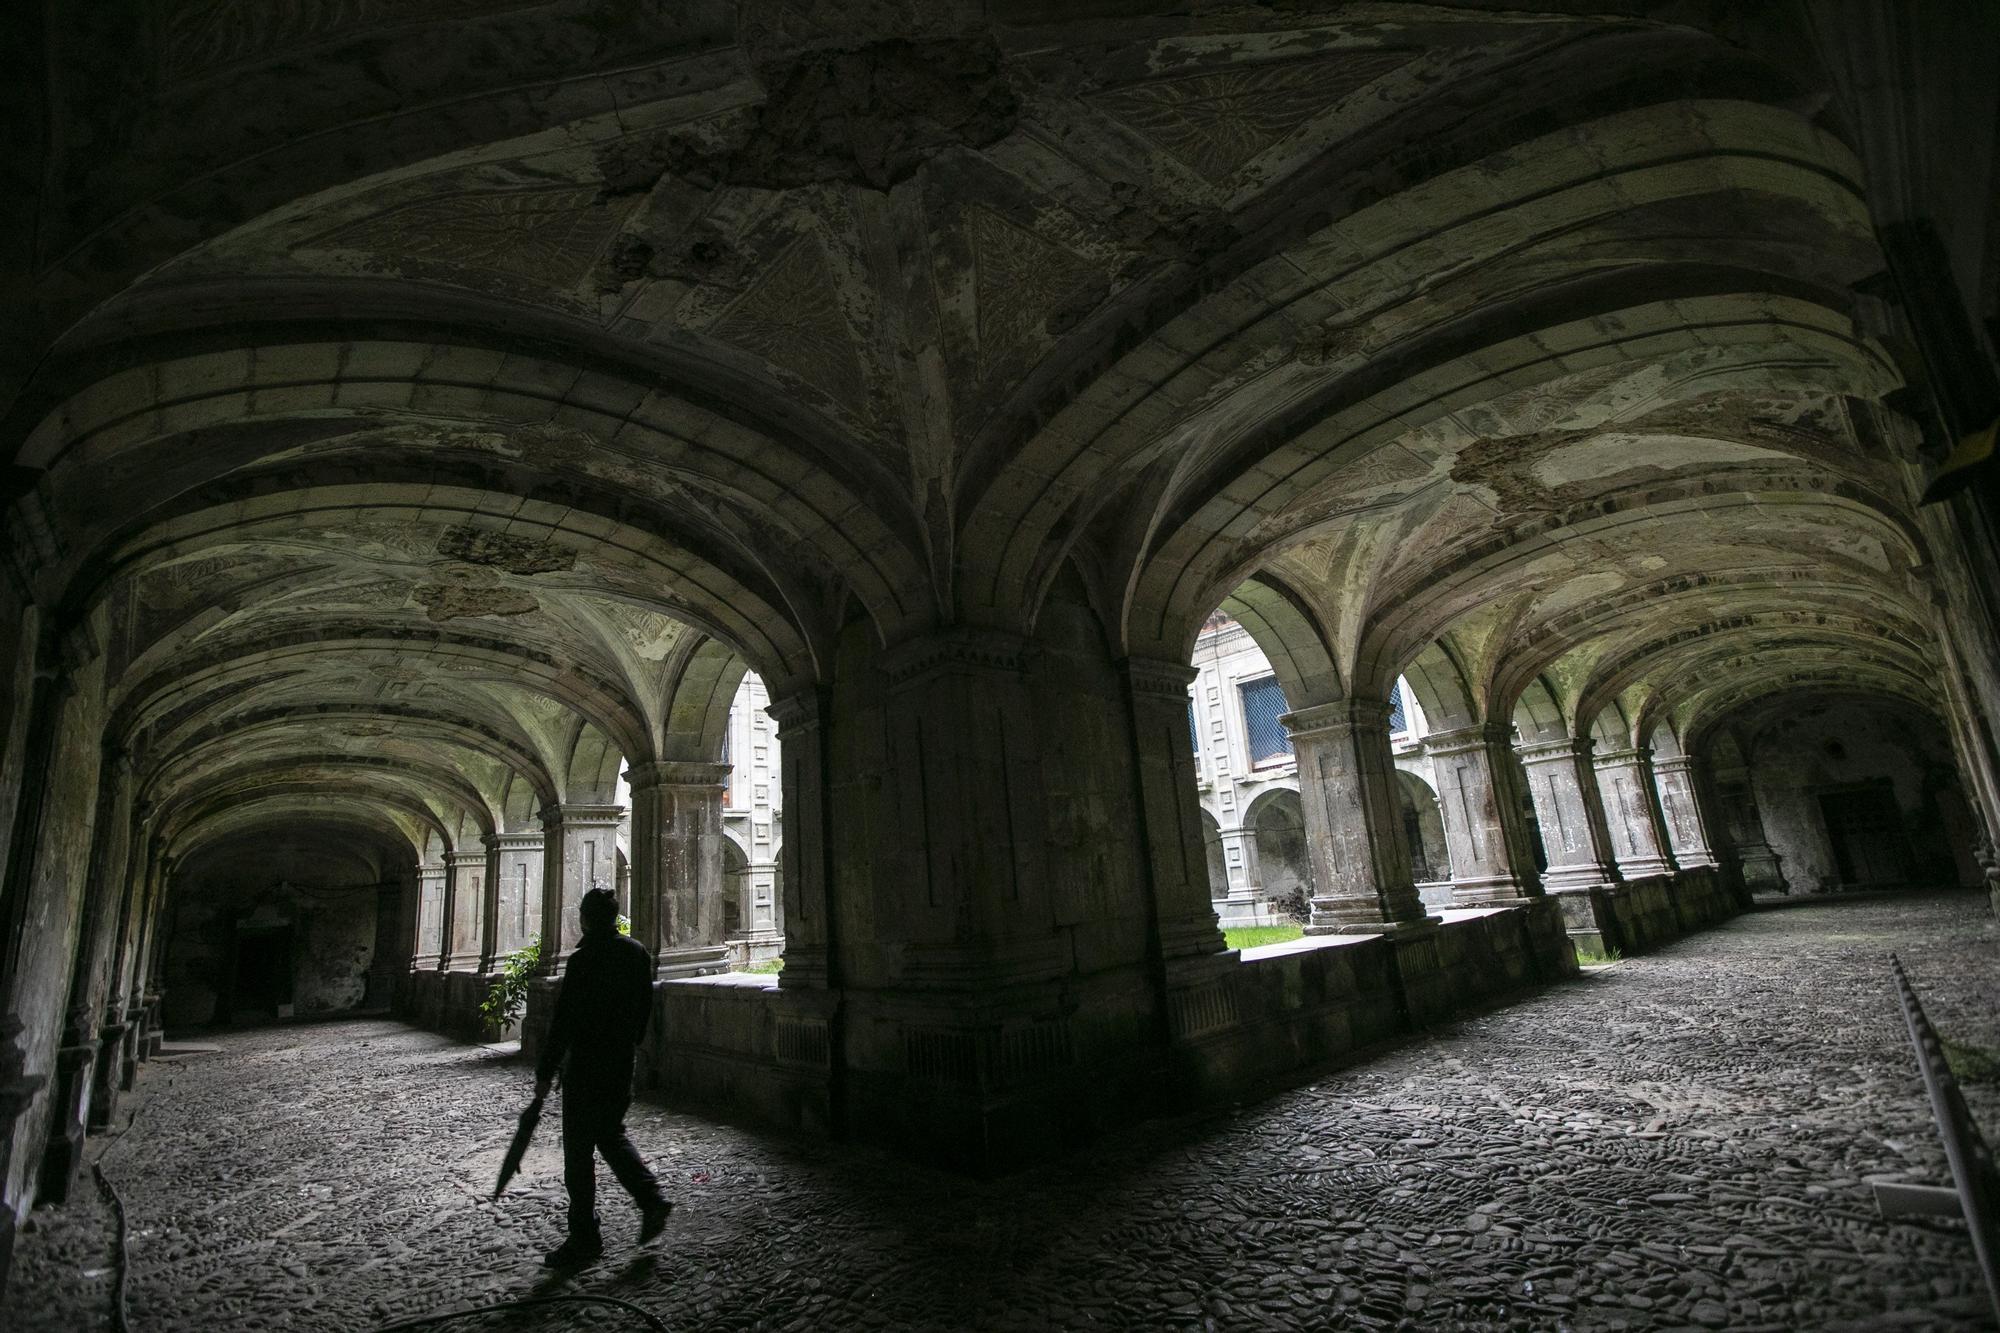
[764,689,822,736]
[1281,696,1392,738]
[1651,754,1702,776]
[626,760,732,791]
[483,830,545,852]
[538,801,624,828]
[1592,745,1651,768]
[1422,722,1514,756]
[442,848,484,869]
[881,627,1034,687]
[1120,656,1199,699]
[1515,734,1592,763]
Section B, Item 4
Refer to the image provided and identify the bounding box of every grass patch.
[1574,943,1623,967]
[1943,1036,2000,1085]
[741,957,785,974]
[1225,924,1305,951]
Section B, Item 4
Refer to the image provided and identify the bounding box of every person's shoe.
[544,1234,604,1268]
[638,1200,674,1246]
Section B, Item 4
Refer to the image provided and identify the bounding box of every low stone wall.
[396,968,491,1042]
[1164,898,1576,1101]
[625,901,1578,1170]
[1550,868,1746,957]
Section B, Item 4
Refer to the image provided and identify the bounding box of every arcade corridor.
[14,892,1995,1332]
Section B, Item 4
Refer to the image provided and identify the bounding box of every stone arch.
[1394,770,1452,886]
[1512,677,1570,745]
[721,831,751,942]
[1213,571,1344,710]
[1197,808,1229,901]
[1397,640,1480,732]
[1243,787,1309,915]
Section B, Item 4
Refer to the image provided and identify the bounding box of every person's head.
[579,887,619,936]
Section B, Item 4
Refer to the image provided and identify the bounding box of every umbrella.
[493,1091,546,1200]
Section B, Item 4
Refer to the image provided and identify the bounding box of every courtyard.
[14,891,1997,1332]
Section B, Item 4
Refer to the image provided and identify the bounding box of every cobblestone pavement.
[12,891,2000,1332]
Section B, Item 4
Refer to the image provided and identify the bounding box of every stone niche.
[1744,698,1981,894]
[161,842,390,1028]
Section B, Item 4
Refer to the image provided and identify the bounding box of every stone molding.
[482,830,543,851]
[1421,723,1513,757]
[1280,697,1395,738]
[537,802,624,828]
[880,627,1035,687]
[1515,735,1592,763]
[626,760,732,791]
[1120,655,1199,699]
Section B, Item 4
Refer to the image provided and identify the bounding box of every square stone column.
[1423,724,1543,906]
[442,851,485,971]
[1653,756,1720,869]
[411,862,447,971]
[1282,699,1436,933]
[535,803,624,975]
[1592,747,1680,879]
[483,833,544,964]
[1516,737,1625,893]
[1122,658,1231,964]
[627,761,733,979]
[767,692,832,990]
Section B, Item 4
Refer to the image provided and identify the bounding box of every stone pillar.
[38,746,136,1203]
[1653,756,1720,868]
[359,875,406,1010]
[1122,658,1231,964]
[1283,699,1435,933]
[1592,747,1680,879]
[1516,737,1625,893]
[442,850,485,971]
[628,761,733,979]
[411,861,446,971]
[535,803,624,975]
[767,692,832,990]
[486,833,543,961]
[1424,724,1542,906]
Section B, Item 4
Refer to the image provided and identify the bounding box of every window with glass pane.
[1238,676,1293,765]
[1388,681,1406,734]
[1188,698,1199,754]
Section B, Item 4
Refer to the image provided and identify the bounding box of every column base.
[1447,874,1539,908]
[1539,862,1624,896]
[1617,857,1678,879]
[35,1041,97,1205]
[1306,888,1436,934]
[657,945,733,980]
[89,1023,127,1131]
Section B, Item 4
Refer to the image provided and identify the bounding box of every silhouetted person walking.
[535,887,672,1267]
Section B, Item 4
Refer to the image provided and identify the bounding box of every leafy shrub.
[481,936,541,1031]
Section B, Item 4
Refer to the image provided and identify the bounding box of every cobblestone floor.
[11,891,2000,1332]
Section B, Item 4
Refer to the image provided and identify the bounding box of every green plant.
[1574,943,1623,967]
[481,936,541,1031]
[742,957,785,974]
[1224,924,1306,951]
[1943,1036,2000,1085]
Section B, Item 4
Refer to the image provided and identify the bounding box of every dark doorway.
[230,924,295,1023]
[1817,783,1911,888]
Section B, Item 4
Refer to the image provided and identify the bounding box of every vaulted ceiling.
[1,0,1967,863]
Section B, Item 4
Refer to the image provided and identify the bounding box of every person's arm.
[629,944,654,1046]
[535,960,579,1092]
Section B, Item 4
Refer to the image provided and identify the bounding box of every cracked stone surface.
[13,892,1999,1332]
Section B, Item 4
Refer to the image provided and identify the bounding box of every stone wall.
[1746,699,1978,893]
[161,846,389,1027]
[1,650,107,1236]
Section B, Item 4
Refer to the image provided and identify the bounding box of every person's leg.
[560,1093,603,1246]
[594,1090,664,1207]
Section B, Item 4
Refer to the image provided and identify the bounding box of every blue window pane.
[1388,682,1406,734]
[1239,677,1294,764]
[1188,698,1199,754]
